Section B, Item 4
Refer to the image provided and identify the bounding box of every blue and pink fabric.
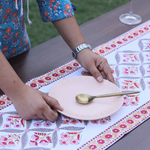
[0,0,75,59]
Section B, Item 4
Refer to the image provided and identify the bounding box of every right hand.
[77,49,115,83]
[9,85,63,122]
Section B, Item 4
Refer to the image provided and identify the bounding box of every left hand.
[76,49,115,83]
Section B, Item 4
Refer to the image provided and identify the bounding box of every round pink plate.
[49,76,123,120]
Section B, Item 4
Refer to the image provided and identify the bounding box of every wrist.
[72,43,92,59]
[1,80,25,100]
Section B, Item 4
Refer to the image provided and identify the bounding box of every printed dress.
[0,0,75,59]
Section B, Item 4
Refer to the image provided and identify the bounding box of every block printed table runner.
[0,20,150,150]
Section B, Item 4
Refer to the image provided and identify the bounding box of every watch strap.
[72,43,92,59]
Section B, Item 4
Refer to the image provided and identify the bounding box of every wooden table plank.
[7,0,150,84]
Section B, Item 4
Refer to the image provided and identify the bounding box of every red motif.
[4,115,25,128]
[60,70,65,73]
[128,36,133,38]
[122,53,139,62]
[99,49,105,53]
[56,2,60,5]
[133,114,141,119]
[3,34,7,38]
[126,119,134,124]
[104,134,112,139]
[50,0,55,2]
[144,27,149,30]
[12,11,17,17]
[147,106,150,109]
[65,4,70,10]
[140,110,148,114]
[105,47,110,50]
[30,140,38,146]
[11,49,16,54]
[5,27,11,33]
[49,3,53,7]
[60,132,81,145]
[30,132,52,146]
[54,6,57,10]
[139,30,144,33]
[3,46,8,51]
[117,41,122,44]
[73,63,79,67]
[111,44,116,48]
[123,38,128,41]
[133,33,138,36]
[30,83,37,87]
[45,77,51,80]
[62,115,82,124]
[0,101,5,105]
[52,73,59,77]
[123,66,138,75]
[44,10,48,16]
[64,10,68,15]
[123,94,139,106]
[0,134,21,147]
[38,80,44,83]
[91,117,111,124]
[60,139,69,145]
[97,139,105,144]
[119,124,127,128]
[89,144,97,149]
[112,128,120,133]
[5,8,11,14]
[66,66,73,70]
[121,80,140,90]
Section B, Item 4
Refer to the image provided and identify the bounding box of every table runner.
[0,20,150,150]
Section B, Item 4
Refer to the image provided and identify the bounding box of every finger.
[97,60,115,83]
[24,113,47,121]
[37,113,47,121]
[25,116,39,121]
[43,105,58,122]
[97,65,107,79]
[88,66,103,82]
[100,71,107,79]
[81,71,92,76]
[103,66,115,83]
[43,94,63,111]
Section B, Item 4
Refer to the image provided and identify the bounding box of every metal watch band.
[72,43,92,59]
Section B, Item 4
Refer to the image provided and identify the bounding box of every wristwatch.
[72,43,92,59]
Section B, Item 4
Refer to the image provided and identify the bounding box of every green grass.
[24,0,130,48]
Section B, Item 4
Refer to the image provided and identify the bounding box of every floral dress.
[0,0,75,59]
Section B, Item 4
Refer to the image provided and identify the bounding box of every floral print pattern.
[0,0,75,59]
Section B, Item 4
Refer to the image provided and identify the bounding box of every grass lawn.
[25,0,131,48]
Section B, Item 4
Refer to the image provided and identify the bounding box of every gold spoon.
[76,91,140,104]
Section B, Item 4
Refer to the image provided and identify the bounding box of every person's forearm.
[52,15,86,50]
[0,50,24,98]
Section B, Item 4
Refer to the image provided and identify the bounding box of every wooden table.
[1,0,150,149]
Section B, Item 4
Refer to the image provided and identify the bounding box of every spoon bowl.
[76,91,140,104]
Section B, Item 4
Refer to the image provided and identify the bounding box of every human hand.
[77,49,115,83]
[10,85,63,121]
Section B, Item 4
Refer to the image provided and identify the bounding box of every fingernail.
[59,106,64,111]
[97,76,102,82]
[81,71,84,75]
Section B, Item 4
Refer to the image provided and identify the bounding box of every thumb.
[88,66,103,82]
[43,94,63,111]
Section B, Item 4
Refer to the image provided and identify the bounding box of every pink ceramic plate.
[49,76,123,120]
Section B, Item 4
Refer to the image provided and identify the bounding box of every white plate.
[49,76,123,120]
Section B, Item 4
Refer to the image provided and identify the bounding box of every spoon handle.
[96,91,140,98]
